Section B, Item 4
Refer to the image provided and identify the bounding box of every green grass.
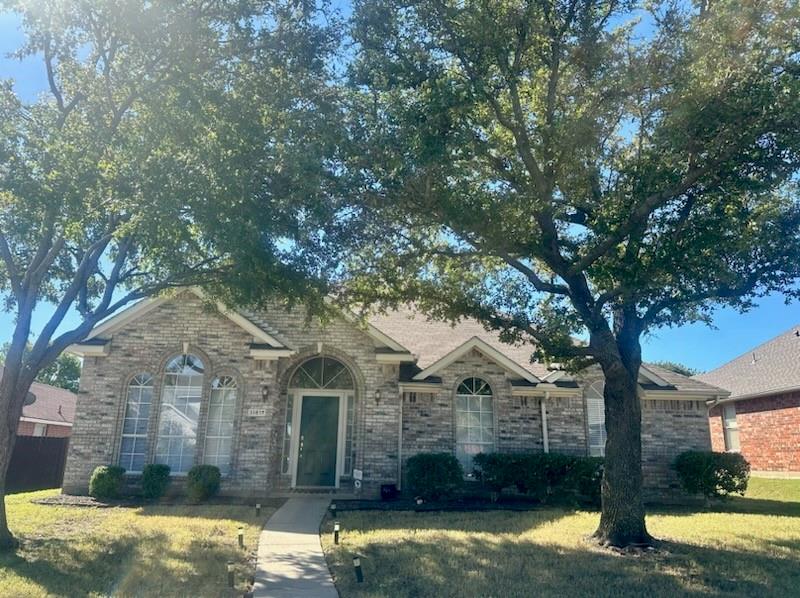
[322,478,800,597]
[0,490,275,597]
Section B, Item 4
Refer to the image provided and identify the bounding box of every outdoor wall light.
[374,389,382,404]
[262,386,270,402]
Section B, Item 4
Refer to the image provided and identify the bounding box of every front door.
[296,395,340,487]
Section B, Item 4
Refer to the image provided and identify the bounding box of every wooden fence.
[7,436,70,492]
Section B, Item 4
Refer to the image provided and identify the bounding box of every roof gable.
[412,336,540,383]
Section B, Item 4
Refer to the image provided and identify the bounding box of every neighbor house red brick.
[697,325,800,475]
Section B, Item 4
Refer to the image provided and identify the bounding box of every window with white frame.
[119,373,154,472]
[722,403,740,452]
[586,381,606,457]
[32,423,47,437]
[155,354,204,474]
[203,376,237,475]
[455,377,494,472]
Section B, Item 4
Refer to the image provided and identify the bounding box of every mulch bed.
[332,496,560,513]
[32,493,286,509]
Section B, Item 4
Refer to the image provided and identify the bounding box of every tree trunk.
[0,359,36,551]
[592,319,653,547]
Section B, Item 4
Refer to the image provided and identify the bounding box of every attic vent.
[751,352,758,364]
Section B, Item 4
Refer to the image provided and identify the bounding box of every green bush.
[406,452,463,500]
[674,450,750,500]
[141,464,171,499]
[89,465,126,499]
[186,465,221,502]
[472,452,604,503]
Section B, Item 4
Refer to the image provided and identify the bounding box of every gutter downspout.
[541,391,550,453]
[397,391,404,490]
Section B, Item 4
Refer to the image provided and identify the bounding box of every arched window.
[455,377,494,471]
[204,376,237,475]
[289,357,355,390]
[155,354,204,474]
[586,381,606,457]
[119,374,153,473]
[283,357,357,476]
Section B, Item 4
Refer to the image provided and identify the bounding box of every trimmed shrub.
[186,465,221,502]
[141,464,171,499]
[674,450,750,500]
[89,465,126,499]
[406,452,463,500]
[566,456,604,505]
[472,452,604,504]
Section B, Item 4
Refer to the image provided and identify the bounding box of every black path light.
[333,521,340,545]
[227,561,235,588]
[238,526,245,549]
[330,502,337,518]
[353,555,364,583]
[255,503,261,517]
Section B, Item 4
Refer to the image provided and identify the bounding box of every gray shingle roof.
[695,324,800,399]
[368,307,721,395]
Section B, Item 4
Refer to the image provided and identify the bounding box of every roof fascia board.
[399,382,444,393]
[642,388,729,400]
[249,348,297,361]
[20,416,73,427]
[413,337,539,383]
[376,352,416,364]
[66,342,111,358]
[638,365,672,387]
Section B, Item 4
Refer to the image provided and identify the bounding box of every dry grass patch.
[322,478,800,597]
[0,489,276,597]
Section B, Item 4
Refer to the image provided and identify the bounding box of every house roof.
[369,307,719,395]
[695,324,800,400]
[368,307,549,379]
[0,365,77,426]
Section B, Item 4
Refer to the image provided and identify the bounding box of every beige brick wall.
[64,294,711,500]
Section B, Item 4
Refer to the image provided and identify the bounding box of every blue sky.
[0,11,797,373]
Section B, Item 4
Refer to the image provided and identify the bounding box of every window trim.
[202,375,238,476]
[454,376,496,474]
[585,381,606,457]
[722,403,740,453]
[118,373,154,474]
[154,354,205,476]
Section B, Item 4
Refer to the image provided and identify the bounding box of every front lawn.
[322,478,800,597]
[0,490,276,597]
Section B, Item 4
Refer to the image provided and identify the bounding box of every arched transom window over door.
[455,377,494,472]
[155,354,204,474]
[586,381,606,457]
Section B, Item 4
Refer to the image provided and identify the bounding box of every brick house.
[63,289,725,499]
[697,326,800,476]
[0,366,76,438]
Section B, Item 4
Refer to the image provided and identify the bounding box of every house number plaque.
[247,407,268,417]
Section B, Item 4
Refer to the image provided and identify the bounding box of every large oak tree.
[0,0,345,549]
[344,0,800,546]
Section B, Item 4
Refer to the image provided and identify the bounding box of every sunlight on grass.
[0,490,275,597]
[322,478,800,597]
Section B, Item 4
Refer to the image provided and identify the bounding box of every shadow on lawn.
[4,529,250,597]
[328,533,799,598]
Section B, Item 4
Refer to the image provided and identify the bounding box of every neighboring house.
[63,290,726,499]
[0,365,76,438]
[696,326,800,476]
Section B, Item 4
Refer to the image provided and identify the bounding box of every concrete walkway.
[253,497,338,598]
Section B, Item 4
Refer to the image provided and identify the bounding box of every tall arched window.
[119,374,153,473]
[204,376,237,475]
[155,354,204,474]
[455,377,494,471]
[586,381,606,457]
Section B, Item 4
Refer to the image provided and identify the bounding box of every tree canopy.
[342,0,800,545]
